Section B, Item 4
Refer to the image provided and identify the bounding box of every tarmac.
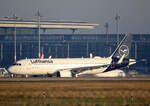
[0,77,150,82]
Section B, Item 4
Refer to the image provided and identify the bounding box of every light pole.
[115,13,120,45]
[86,42,89,57]
[36,9,42,59]
[67,43,70,58]
[0,44,3,61]
[13,14,18,63]
[104,22,109,43]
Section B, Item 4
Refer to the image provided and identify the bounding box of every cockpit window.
[13,63,21,66]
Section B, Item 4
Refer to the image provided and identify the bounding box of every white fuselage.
[8,57,112,75]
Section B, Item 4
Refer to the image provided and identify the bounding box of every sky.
[0,0,150,34]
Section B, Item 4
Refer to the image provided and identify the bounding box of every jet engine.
[57,70,72,77]
[95,69,126,77]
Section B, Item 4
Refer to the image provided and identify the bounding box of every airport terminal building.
[0,19,149,74]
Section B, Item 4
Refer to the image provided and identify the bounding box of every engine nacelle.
[95,69,126,77]
[57,70,72,77]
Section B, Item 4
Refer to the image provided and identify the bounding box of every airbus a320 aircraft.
[8,34,136,77]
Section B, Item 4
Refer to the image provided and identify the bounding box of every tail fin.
[103,34,133,72]
[110,34,132,59]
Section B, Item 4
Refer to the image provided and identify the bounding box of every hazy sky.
[0,0,150,34]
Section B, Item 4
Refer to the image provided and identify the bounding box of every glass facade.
[0,28,149,74]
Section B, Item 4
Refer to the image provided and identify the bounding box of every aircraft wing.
[57,64,110,77]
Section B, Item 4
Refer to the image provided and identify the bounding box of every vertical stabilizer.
[111,34,132,59]
[104,34,133,72]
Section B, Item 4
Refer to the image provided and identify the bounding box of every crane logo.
[119,45,129,57]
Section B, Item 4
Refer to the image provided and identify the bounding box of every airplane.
[8,34,136,77]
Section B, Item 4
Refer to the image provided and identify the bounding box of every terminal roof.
[0,19,99,29]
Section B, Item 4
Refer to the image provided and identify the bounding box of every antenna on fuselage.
[49,56,52,59]
[90,53,93,58]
